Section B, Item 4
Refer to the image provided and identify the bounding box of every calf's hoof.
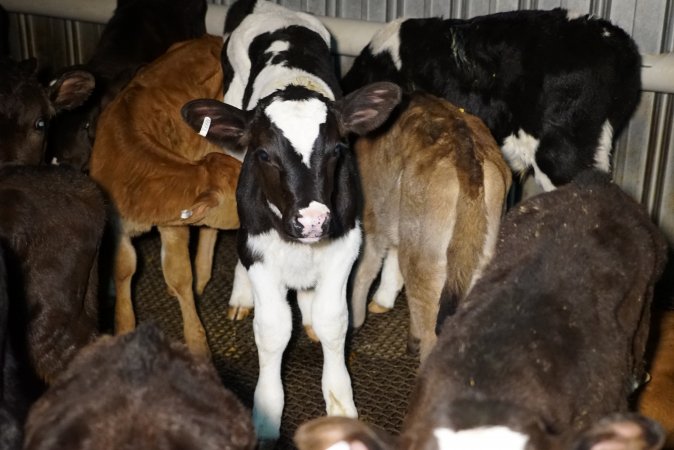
[227,306,252,321]
[368,301,391,314]
[406,335,420,357]
[304,325,320,343]
[195,279,210,296]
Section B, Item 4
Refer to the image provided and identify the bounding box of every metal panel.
[3,0,673,245]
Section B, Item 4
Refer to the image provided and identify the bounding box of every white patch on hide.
[434,426,529,450]
[265,98,327,167]
[247,225,361,291]
[531,161,556,192]
[248,65,334,109]
[266,40,289,55]
[501,129,540,173]
[369,17,404,70]
[501,129,557,191]
[593,120,613,172]
[566,10,583,20]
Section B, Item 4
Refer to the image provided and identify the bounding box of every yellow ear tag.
[199,116,211,137]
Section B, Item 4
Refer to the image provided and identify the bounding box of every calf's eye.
[257,148,270,162]
[34,117,46,131]
[332,143,346,158]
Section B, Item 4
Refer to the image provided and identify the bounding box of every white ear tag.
[180,209,193,220]
[199,116,211,137]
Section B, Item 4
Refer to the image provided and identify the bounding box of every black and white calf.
[342,8,642,190]
[182,0,401,442]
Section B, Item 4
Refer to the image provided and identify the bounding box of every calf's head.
[0,58,94,166]
[182,82,401,242]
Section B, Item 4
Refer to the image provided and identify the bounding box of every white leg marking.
[248,263,292,440]
[531,161,556,192]
[594,120,613,172]
[312,228,361,418]
[372,247,403,309]
[297,289,314,327]
[229,260,254,309]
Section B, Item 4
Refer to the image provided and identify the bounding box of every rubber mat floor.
[128,229,419,449]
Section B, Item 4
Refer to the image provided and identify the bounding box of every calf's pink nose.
[297,201,330,238]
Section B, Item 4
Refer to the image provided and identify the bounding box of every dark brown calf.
[296,171,668,450]
[23,324,256,450]
[0,248,21,450]
[0,57,94,166]
[0,165,106,442]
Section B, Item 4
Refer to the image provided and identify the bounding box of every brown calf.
[351,92,511,361]
[296,170,668,450]
[639,309,674,448]
[89,35,240,357]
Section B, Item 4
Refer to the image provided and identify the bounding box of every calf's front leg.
[248,264,292,442]
[227,259,254,320]
[313,231,360,418]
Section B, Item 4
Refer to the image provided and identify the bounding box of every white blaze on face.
[434,427,529,450]
[265,98,327,167]
[369,17,404,70]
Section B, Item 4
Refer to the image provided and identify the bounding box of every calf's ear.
[49,70,95,112]
[181,99,249,148]
[571,413,665,450]
[294,416,395,450]
[338,81,401,136]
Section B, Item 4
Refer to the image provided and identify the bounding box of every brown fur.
[23,324,256,450]
[351,92,511,361]
[89,35,240,357]
[639,310,674,449]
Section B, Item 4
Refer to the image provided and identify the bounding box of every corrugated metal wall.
[4,0,674,244]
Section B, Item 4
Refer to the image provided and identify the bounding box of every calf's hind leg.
[369,247,404,313]
[114,232,137,335]
[158,225,210,357]
[194,226,218,295]
[350,235,388,328]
